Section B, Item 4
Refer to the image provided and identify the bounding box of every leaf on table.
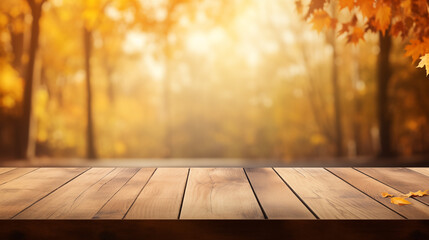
[391,197,411,206]
[381,192,393,198]
[403,190,429,198]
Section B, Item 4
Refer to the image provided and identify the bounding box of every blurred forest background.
[1,0,429,163]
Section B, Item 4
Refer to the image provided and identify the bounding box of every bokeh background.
[1,0,429,164]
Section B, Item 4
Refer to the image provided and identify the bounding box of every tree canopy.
[299,0,429,75]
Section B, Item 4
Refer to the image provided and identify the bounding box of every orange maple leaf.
[404,38,429,63]
[356,0,376,18]
[338,23,350,36]
[339,0,354,10]
[347,27,364,44]
[305,0,326,19]
[310,9,331,32]
[400,0,412,15]
[375,3,391,35]
[391,197,411,206]
[390,21,404,37]
[381,192,393,198]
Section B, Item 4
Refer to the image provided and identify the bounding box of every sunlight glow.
[186,31,210,54]
[123,31,146,54]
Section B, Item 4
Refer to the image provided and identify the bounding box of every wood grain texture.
[0,168,87,219]
[328,168,429,219]
[0,168,37,185]
[409,168,429,177]
[245,168,315,219]
[16,168,139,219]
[275,168,402,219]
[94,168,155,219]
[125,168,188,219]
[356,168,429,205]
[0,168,14,175]
[180,168,264,219]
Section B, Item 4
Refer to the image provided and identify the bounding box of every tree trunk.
[377,32,393,157]
[331,34,343,157]
[163,58,172,158]
[9,14,25,75]
[351,47,363,156]
[327,1,343,157]
[20,1,43,159]
[83,27,97,159]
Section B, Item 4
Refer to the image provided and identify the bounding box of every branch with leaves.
[297,0,429,75]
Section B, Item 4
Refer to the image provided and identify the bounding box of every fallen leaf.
[403,190,429,198]
[381,192,393,198]
[391,197,411,206]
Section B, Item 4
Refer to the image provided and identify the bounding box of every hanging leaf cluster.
[297,0,429,75]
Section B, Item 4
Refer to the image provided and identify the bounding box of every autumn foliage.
[298,0,429,75]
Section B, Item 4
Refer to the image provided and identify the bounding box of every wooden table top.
[0,167,428,219]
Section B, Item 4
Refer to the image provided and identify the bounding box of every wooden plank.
[245,168,315,219]
[357,168,429,205]
[0,168,14,175]
[0,168,87,219]
[409,168,429,177]
[180,168,264,219]
[0,168,37,186]
[275,168,402,219]
[16,168,139,219]
[328,168,429,219]
[94,168,155,219]
[125,168,188,219]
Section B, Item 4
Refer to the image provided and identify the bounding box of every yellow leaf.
[417,54,429,76]
[390,197,411,206]
[310,10,331,32]
[381,192,393,198]
[403,190,429,198]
